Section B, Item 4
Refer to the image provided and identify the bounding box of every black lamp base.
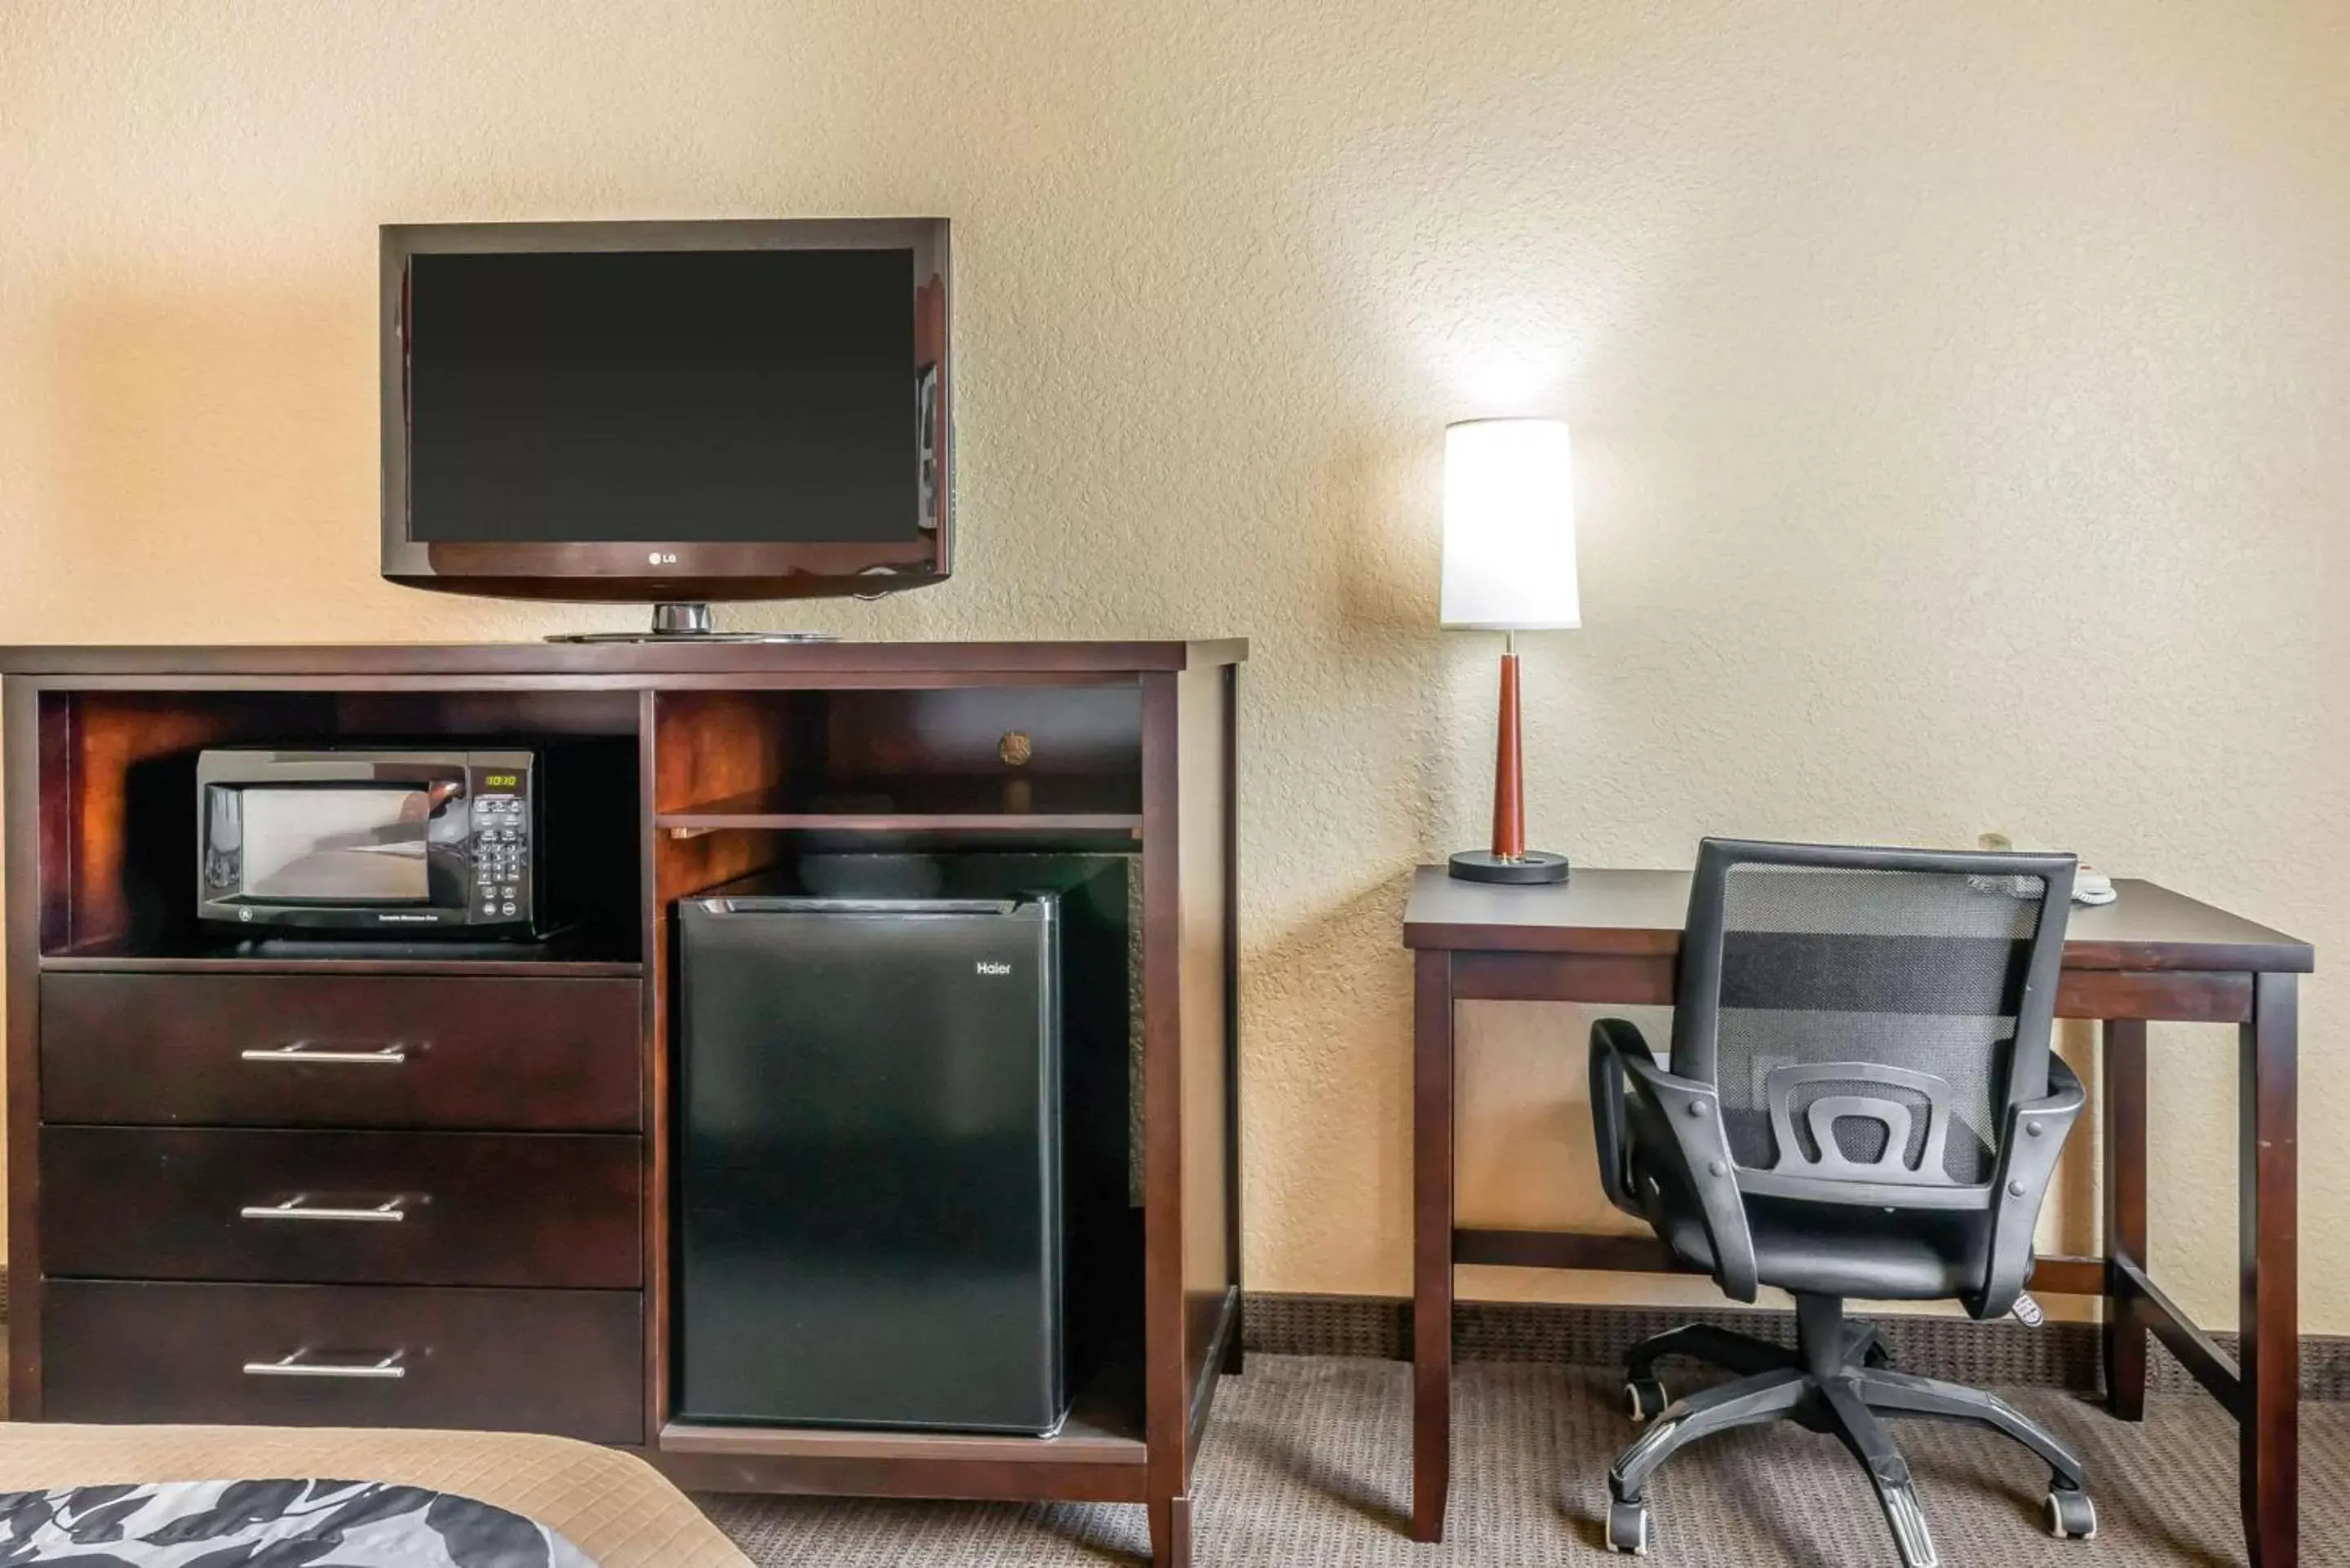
[1448,849,1570,885]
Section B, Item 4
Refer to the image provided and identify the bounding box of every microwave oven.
[197,747,539,935]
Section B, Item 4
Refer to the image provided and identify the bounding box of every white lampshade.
[1439,418,1579,631]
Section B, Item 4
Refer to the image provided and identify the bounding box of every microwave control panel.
[468,763,533,925]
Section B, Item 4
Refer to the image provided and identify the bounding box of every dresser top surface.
[0,639,1246,679]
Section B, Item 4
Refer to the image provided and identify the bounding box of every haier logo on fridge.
[975,961,1013,976]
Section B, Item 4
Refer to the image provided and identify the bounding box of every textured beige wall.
[2,2,2345,1331]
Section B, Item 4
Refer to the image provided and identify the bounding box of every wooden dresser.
[2,640,1243,1568]
[37,969,647,1442]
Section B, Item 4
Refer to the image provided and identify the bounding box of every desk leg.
[2241,972,2298,1568]
[2102,1018,2149,1420]
[1412,949,1454,1543]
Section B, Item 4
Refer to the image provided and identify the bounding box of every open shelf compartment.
[33,687,645,968]
[648,689,1153,1459]
[652,686,1144,835]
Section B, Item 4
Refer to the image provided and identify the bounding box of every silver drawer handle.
[241,1042,410,1066]
[239,1194,415,1224]
[242,1350,406,1381]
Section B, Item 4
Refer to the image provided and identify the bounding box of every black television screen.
[404,248,920,545]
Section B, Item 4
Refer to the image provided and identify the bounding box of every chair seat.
[1652,1185,1997,1302]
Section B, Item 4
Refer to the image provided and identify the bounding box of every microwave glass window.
[240,787,432,902]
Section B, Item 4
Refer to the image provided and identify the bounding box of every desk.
[1403,867,2312,1568]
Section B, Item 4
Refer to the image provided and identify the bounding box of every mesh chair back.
[1669,839,2075,1207]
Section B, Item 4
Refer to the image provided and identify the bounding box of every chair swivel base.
[1602,1297,2094,1566]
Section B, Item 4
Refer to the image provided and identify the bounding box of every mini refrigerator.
[676,855,1130,1434]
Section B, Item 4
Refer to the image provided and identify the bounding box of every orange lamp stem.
[1491,648,1525,862]
[1448,628,1568,884]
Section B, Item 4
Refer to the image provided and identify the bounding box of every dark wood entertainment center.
[2,638,1244,1568]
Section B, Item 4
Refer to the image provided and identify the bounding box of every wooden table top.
[1402,866,2313,974]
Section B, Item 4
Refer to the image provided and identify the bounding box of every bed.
[0,1424,750,1566]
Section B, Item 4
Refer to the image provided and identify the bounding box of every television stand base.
[548,603,837,644]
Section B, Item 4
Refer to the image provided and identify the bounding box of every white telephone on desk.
[1978,832,2117,905]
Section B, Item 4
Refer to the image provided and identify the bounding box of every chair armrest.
[1590,1018,1760,1303]
[1971,1053,2089,1320]
[1587,1019,1654,1216]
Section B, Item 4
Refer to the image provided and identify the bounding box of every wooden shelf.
[656,1328,1146,1482]
[658,1412,1145,1467]
[42,934,643,977]
[658,775,1142,835]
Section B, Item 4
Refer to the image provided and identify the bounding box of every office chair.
[1589,839,2092,1566]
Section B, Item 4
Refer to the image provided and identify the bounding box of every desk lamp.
[1442,417,1577,884]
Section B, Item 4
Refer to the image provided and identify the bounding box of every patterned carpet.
[699,1354,2349,1566]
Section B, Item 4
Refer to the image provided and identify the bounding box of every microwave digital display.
[239,786,432,903]
[197,747,536,936]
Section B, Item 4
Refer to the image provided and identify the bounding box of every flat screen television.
[381,219,951,635]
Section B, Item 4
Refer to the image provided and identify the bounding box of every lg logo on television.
[647,551,679,565]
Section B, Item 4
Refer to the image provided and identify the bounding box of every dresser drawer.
[43,1280,644,1445]
[40,973,642,1132]
[41,1127,642,1288]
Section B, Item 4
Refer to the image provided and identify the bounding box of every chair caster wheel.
[1605,1499,1652,1555]
[1624,1377,1669,1424]
[2045,1486,2097,1539]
